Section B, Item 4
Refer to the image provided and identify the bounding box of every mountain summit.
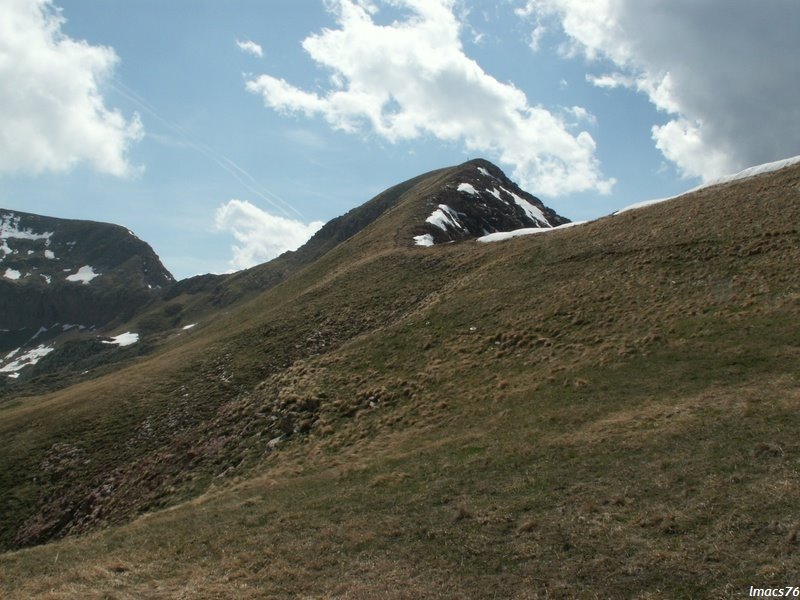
[409,159,569,247]
[169,158,568,310]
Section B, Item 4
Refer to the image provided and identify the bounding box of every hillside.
[2,159,565,400]
[1,160,800,598]
[154,158,566,315]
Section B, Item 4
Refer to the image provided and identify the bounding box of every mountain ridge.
[1,157,799,597]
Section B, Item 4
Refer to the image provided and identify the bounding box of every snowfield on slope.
[426,205,464,231]
[103,332,139,347]
[615,155,800,215]
[0,212,54,260]
[457,183,479,195]
[477,222,587,243]
[0,344,55,377]
[66,265,101,284]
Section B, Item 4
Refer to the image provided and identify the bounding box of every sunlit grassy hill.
[1,160,800,598]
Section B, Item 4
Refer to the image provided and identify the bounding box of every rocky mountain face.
[409,159,569,246]
[0,209,174,377]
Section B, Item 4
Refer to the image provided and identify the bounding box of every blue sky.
[1,0,798,279]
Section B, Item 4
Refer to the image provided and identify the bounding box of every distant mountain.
[0,209,174,378]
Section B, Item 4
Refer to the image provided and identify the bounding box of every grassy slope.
[2,165,800,597]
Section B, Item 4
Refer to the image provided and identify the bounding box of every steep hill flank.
[163,159,568,314]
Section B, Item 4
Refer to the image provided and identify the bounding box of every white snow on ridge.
[426,204,464,231]
[0,213,53,242]
[501,187,550,226]
[4,268,21,280]
[0,213,54,259]
[702,154,800,188]
[103,332,139,347]
[413,234,435,247]
[66,265,100,284]
[477,222,587,243]
[615,154,800,215]
[457,183,479,196]
[477,167,493,178]
[0,344,55,376]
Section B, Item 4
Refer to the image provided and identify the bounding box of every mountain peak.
[409,159,570,247]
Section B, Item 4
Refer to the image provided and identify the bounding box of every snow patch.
[413,234,435,247]
[477,222,587,243]
[500,187,550,226]
[0,213,54,243]
[4,268,21,280]
[0,344,55,376]
[29,325,49,341]
[477,167,493,178]
[615,154,800,215]
[0,213,54,260]
[426,205,464,231]
[703,155,800,188]
[103,332,139,347]
[41,274,51,284]
[182,323,197,330]
[457,183,479,196]
[66,265,100,284]
[44,249,55,259]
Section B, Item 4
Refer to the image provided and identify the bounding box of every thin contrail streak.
[109,79,304,219]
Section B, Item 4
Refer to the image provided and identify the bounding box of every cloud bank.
[215,199,324,271]
[0,0,142,176]
[519,0,800,181]
[245,0,614,197]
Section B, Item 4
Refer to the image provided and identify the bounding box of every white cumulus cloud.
[0,0,142,176]
[236,39,263,58]
[215,199,324,271]
[245,0,613,197]
[519,0,800,181]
